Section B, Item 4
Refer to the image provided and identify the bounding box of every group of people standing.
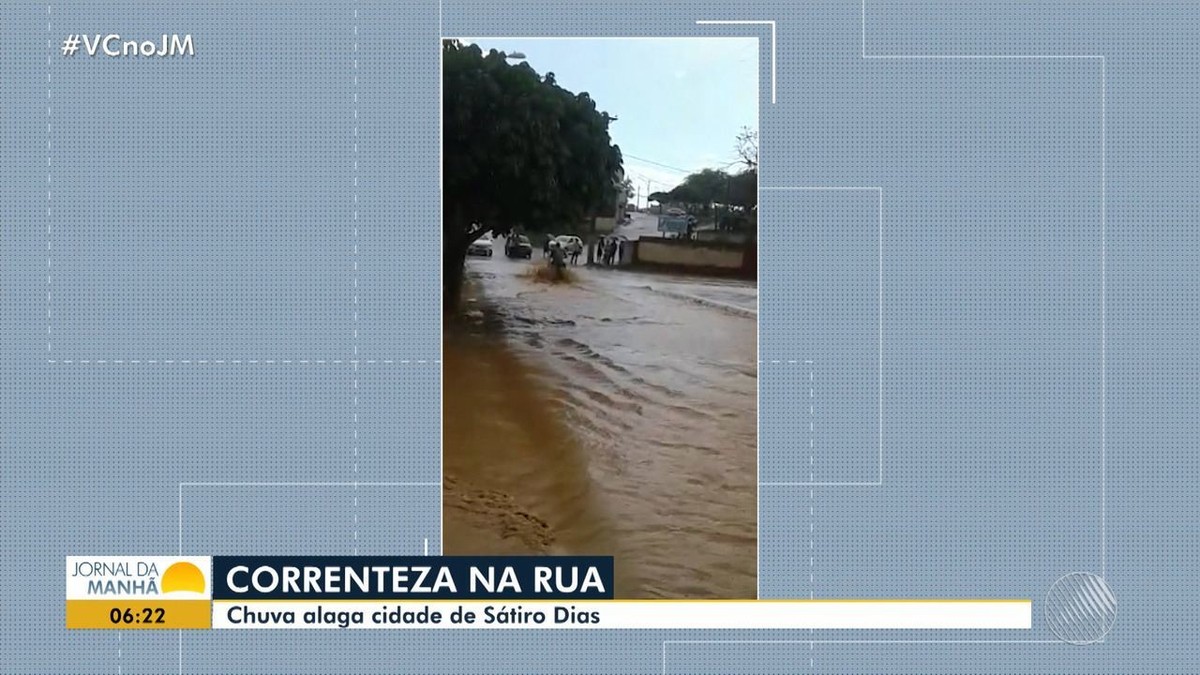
[539,235,624,268]
[542,238,582,265]
[595,237,623,266]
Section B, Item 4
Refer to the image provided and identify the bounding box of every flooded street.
[444,245,757,599]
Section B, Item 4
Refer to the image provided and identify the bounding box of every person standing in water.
[548,240,567,280]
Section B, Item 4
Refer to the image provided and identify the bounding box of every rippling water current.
[444,256,757,599]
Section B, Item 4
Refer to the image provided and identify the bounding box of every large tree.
[442,40,623,310]
[727,169,757,210]
[651,166,756,233]
[651,169,730,215]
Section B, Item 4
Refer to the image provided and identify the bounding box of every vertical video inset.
[442,37,759,599]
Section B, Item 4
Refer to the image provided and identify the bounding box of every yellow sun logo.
[161,562,205,594]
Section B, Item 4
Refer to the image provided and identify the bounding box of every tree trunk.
[443,242,468,313]
[443,202,470,313]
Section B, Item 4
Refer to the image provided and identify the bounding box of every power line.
[625,151,752,177]
[621,153,694,175]
[625,170,666,187]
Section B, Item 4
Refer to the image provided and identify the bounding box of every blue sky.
[461,37,759,205]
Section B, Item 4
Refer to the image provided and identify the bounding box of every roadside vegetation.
[648,128,758,233]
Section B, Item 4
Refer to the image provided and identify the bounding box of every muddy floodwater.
[444,248,757,599]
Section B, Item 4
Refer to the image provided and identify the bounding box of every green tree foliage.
[442,40,623,309]
[683,169,730,203]
[650,166,756,233]
[727,169,757,210]
[651,168,754,211]
[619,177,635,203]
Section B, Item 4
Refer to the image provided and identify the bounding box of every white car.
[554,235,584,255]
[467,233,494,257]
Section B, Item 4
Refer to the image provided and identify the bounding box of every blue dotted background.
[761,191,880,485]
[2,0,1198,672]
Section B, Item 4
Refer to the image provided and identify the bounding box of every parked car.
[467,233,494,257]
[505,234,533,259]
[666,207,687,218]
[554,235,584,255]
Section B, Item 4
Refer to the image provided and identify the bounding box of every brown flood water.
[444,256,757,598]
